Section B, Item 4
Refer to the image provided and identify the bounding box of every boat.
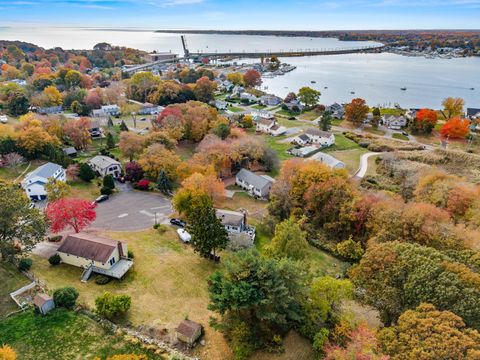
[400,87,407,91]
[311,80,316,84]
[324,86,328,89]
[350,91,355,94]
[470,87,475,90]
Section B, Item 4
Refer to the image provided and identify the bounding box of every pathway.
[354,152,382,179]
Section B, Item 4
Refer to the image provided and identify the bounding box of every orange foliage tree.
[440,117,470,139]
[0,344,17,360]
[411,108,437,134]
[345,98,369,125]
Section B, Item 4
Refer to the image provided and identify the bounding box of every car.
[116,176,126,183]
[28,202,35,209]
[402,131,409,136]
[177,228,191,243]
[170,218,186,227]
[95,194,109,204]
[140,117,147,121]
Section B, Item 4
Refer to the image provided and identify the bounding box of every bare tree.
[3,153,25,174]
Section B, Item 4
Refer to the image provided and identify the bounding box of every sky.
[1,0,480,30]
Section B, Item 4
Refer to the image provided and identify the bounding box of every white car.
[0,115,8,124]
[177,228,191,243]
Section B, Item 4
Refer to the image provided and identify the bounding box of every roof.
[314,152,345,168]
[176,320,202,339]
[216,209,245,227]
[33,293,53,307]
[305,128,333,138]
[236,168,273,190]
[297,134,310,141]
[467,108,480,117]
[58,233,122,263]
[259,118,274,126]
[26,162,63,180]
[89,155,120,170]
[63,147,77,155]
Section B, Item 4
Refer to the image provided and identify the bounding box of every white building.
[311,152,346,169]
[293,129,335,147]
[88,155,122,177]
[256,119,287,136]
[382,115,407,130]
[251,109,275,120]
[21,162,66,201]
[235,168,275,198]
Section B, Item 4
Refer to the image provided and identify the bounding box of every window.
[109,258,116,266]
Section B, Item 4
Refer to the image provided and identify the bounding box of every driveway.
[354,152,382,179]
[91,187,172,231]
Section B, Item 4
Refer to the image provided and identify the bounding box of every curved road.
[354,152,382,179]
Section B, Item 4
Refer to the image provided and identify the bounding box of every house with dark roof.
[293,129,335,147]
[57,233,133,281]
[256,118,287,136]
[326,103,345,119]
[62,147,77,158]
[21,162,66,200]
[466,108,480,120]
[235,168,275,198]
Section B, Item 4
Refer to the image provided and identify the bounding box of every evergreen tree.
[157,169,173,195]
[106,132,115,149]
[103,174,115,189]
[79,163,95,182]
[119,120,129,132]
[187,204,228,258]
[107,116,114,128]
[320,111,333,132]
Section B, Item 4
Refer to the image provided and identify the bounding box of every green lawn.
[324,133,361,152]
[0,262,31,317]
[392,133,409,141]
[251,104,267,110]
[331,118,344,126]
[329,148,369,174]
[262,135,294,161]
[0,309,164,360]
[276,109,300,117]
[379,108,405,116]
[228,106,243,113]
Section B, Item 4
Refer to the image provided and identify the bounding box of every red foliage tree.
[46,198,96,233]
[243,69,262,88]
[440,117,470,139]
[412,108,438,133]
[155,106,183,127]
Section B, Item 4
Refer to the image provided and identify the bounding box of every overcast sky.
[1,0,480,29]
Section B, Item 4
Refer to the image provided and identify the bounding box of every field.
[392,133,409,141]
[261,135,294,161]
[324,133,362,152]
[0,262,31,317]
[0,309,165,360]
[329,148,369,174]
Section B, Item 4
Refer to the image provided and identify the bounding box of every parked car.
[140,117,147,121]
[170,218,186,227]
[402,131,409,136]
[116,176,126,183]
[177,228,191,243]
[28,202,35,209]
[95,194,109,204]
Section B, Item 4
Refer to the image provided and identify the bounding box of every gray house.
[235,168,275,198]
[326,103,345,119]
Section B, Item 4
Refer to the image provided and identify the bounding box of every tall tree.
[63,117,92,150]
[45,179,71,201]
[243,69,262,88]
[187,203,228,258]
[345,98,369,125]
[442,97,464,119]
[157,169,173,195]
[320,110,333,131]
[193,76,216,103]
[266,217,309,260]
[138,143,181,180]
[410,108,438,134]
[0,183,46,262]
[119,132,144,161]
[46,198,96,233]
[106,132,115,149]
[298,87,321,109]
[440,117,470,139]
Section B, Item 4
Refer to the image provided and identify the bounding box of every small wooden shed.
[33,293,55,315]
[176,320,202,346]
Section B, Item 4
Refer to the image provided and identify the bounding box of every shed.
[33,293,55,315]
[63,147,77,157]
[176,319,202,345]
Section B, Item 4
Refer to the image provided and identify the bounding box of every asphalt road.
[91,188,172,231]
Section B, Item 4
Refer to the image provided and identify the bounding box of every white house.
[101,104,121,116]
[21,162,66,201]
[311,152,346,169]
[57,233,133,280]
[382,115,407,130]
[259,95,282,106]
[466,108,480,121]
[293,129,335,147]
[256,119,287,136]
[240,93,258,102]
[88,155,122,177]
[235,168,275,198]
[251,109,275,120]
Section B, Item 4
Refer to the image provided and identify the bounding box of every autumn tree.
[45,179,71,201]
[298,87,321,109]
[16,115,60,155]
[0,183,46,262]
[410,108,438,134]
[442,97,464,119]
[138,143,181,180]
[284,92,297,103]
[43,85,63,106]
[187,203,228,258]
[3,152,24,173]
[379,303,480,360]
[63,117,92,150]
[226,72,244,86]
[345,98,369,125]
[0,344,16,360]
[193,76,216,103]
[65,69,83,89]
[265,217,309,260]
[124,161,144,183]
[243,69,262,88]
[46,198,96,233]
[440,117,470,139]
[119,132,144,161]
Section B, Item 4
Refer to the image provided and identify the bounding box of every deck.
[92,259,133,279]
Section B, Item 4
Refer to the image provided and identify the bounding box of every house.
[139,103,164,115]
[92,109,107,118]
[33,293,55,315]
[293,129,335,147]
[256,119,287,136]
[312,152,346,169]
[466,108,480,121]
[21,162,66,200]
[235,168,274,198]
[101,105,121,116]
[289,145,321,158]
[251,109,275,120]
[0,115,7,124]
[214,100,228,110]
[36,106,62,115]
[62,147,77,158]
[240,92,258,102]
[382,115,407,130]
[405,108,421,120]
[56,233,133,280]
[259,95,282,106]
[232,85,245,97]
[176,320,202,346]
[88,120,103,138]
[285,99,305,112]
[88,155,122,177]
[326,103,345,119]
[9,79,27,87]
[216,209,247,233]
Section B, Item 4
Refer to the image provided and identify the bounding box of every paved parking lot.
[91,189,172,231]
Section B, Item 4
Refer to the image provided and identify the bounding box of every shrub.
[79,163,95,182]
[18,258,32,271]
[156,224,168,234]
[127,250,134,259]
[100,186,113,195]
[48,254,61,265]
[95,291,131,319]
[53,287,79,309]
[48,235,62,242]
[103,174,115,189]
[336,237,364,261]
[95,275,112,285]
[135,179,150,191]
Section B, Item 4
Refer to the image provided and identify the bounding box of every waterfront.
[1,27,479,108]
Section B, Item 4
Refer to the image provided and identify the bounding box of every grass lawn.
[218,191,269,218]
[363,127,386,136]
[331,118,345,126]
[251,104,267,110]
[69,180,101,200]
[261,135,294,161]
[392,133,409,141]
[0,262,31,317]
[228,106,243,113]
[0,162,35,183]
[366,154,380,177]
[0,309,164,360]
[299,110,319,121]
[275,117,303,128]
[380,108,405,116]
[324,133,361,152]
[329,148,369,174]
[174,141,197,160]
[276,109,300,117]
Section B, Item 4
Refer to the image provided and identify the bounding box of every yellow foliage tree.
[0,344,17,360]
[138,143,181,180]
[17,125,60,154]
[43,85,63,106]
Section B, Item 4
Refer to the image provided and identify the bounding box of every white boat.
[177,229,191,243]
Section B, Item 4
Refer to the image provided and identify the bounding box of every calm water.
[1,27,479,108]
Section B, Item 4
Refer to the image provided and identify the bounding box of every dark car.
[95,195,109,204]
[170,218,186,227]
[402,131,409,136]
